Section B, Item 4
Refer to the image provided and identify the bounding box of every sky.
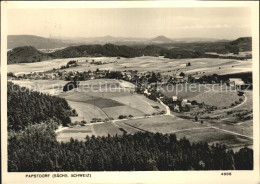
[7,8,252,39]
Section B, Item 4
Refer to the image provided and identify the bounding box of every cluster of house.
[89,60,118,65]
[171,96,193,112]
[8,69,109,81]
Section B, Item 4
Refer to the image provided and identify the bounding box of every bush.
[191,100,197,105]
[118,115,127,119]
[160,110,166,114]
[235,101,240,105]
[227,111,233,115]
[237,91,244,96]
[119,128,127,134]
[152,106,159,109]
[70,109,78,116]
[7,72,16,77]
[80,120,87,126]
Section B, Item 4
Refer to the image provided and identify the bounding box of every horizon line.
[7,34,252,41]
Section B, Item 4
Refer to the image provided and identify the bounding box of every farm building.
[229,78,244,85]
[229,78,248,90]
[181,101,191,107]
[182,99,188,103]
[172,96,178,101]
[174,76,187,83]
[229,78,253,90]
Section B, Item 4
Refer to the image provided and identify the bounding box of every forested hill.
[7,82,73,131]
[7,37,252,64]
[8,129,253,171]
[50,44,143,58]
[229,37,252,51]
[7,46,52,64]
[7,44,144,64]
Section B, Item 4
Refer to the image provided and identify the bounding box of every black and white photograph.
[1,1,259,184]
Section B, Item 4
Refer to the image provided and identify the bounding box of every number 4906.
[221,172,232,176]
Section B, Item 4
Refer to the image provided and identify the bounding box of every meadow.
[161,84,239,107]
[119,115,204,134]
[11,79,166,123]
[8,56,252,77]
[189,91,242,108]
[173,128,252,150]
[116,115,253,150]
[56,125,94,142]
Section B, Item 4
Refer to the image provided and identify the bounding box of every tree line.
[8,123,253,171]
[8,82,73,131]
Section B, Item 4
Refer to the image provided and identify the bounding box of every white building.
[172,96,178,101]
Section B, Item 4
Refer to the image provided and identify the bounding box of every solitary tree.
[179,72,185,77]
[195,116,198,122]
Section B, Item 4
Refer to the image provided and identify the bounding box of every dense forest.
[8,123,253,171]
[7,37,252,64]
[7,82,73,131]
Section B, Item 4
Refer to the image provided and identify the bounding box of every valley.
[8,53,253,151]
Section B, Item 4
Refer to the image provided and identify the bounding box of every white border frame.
[1,1,259,184]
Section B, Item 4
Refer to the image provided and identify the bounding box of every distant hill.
[50,44,142,58]
[148,36,173,44]
[229,37,252,51]
[8,35,72,49]
[8,35,235,49]
[7,46,52,64]
[7,44,143,64]
[58,35,148,45]
[7,37,252,64]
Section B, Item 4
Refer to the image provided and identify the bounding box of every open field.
[111,94,165,115]
[210,120,253,138]
[161,84,235,100]
[119,115,204,133]
[56,125,94,142]
[93,122,123,137]
[204,91,252,117]
[10,79,67,95]
[190,91,243,108]
[162,84,212,99]
[67,100,108,122]
[114,122,140,134]
[62,92,165,122]
[8,56,252,77]
[57,122,125,142]
[174,127,252,149]
[233,91,253,112]
[205,51,252,58]
[11,79,165,123]
[102,106,145,119]
[115,115,252,149]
